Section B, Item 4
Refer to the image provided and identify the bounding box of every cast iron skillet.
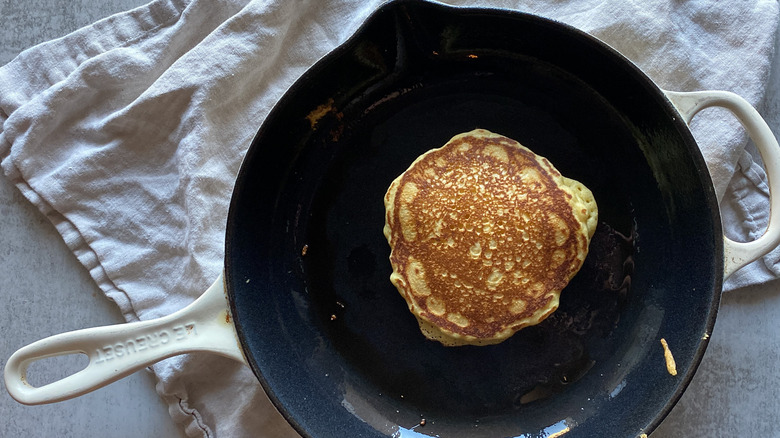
[6,2,780,437]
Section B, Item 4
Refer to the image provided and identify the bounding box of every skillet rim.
[224,1,723,436]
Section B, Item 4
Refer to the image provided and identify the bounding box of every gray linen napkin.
[1,0,777,436]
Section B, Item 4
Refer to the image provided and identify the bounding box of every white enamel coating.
[3,274,246,405]
[5,90,779,407]
[664,90,780,279]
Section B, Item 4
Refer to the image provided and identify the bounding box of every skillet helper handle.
[4,274,246,405]
[664,90,780,279]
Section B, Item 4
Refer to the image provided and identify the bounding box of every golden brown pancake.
[384,129,597,346]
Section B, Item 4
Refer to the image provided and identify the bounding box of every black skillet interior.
[226,2,722,437]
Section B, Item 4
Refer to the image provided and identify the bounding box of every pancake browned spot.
[384,129,597,346]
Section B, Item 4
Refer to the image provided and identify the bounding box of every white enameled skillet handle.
[4,274,246,405]
[664,90,780,279]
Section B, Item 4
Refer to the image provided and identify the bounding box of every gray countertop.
[1,1,779,437]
